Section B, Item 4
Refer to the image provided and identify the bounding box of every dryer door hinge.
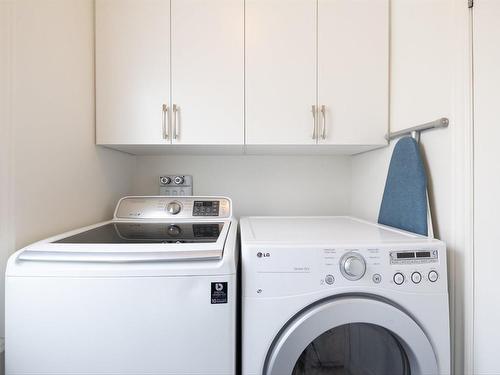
[468,0,473,8]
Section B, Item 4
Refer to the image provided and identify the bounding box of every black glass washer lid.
[53,222,224,244]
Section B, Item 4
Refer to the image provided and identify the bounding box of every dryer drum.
[292,323,410,375]
[264,297,439,375]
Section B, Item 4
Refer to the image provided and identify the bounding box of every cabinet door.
[246,0,317,145]
[170,0,244,145]
[96,0,170,145]
[318,0,388,145]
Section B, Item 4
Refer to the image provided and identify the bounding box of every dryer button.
[411,272,422,284]
[325,274,335,285]
[372,274,382,284]
[393,272,404,285]
[428,270,439,282]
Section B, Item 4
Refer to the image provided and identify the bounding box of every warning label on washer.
[211,282,228,304]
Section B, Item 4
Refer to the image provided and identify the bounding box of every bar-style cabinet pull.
[311,105,317,140]
[172,104,179,140]
[162,104,169,140]
[321,105,326,140]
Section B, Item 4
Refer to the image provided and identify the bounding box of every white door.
[170,0,244,145]
[96,0,170,145]
[317,0,388,145]
[245,0,317,145]
[265,297,438,375]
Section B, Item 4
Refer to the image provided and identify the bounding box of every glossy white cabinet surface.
[171,0,244,145]
[318,0,388,145]
[245,0,317,145]
[96,0,170,145]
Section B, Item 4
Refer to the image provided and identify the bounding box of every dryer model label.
[211,282,228,304]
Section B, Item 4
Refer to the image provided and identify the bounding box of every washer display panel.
[265,297,438,375]
[292,323,409,375]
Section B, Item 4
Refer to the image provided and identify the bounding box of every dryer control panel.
[242,244,447,298]
[114,196,232,220]
[386,249,440,286]
[318,247,444,290]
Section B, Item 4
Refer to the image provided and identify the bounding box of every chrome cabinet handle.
[162,104,169,140]
[311,105,317,140]
[172,104,179,140]
[321,105,326,140]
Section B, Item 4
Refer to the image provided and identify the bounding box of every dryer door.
[265,297,438,375]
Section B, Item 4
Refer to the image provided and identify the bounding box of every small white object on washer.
[6,196,237,375]
[240,216,450,375]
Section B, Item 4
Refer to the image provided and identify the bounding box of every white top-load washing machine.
[240,216,450,375]
[6,196,237,375]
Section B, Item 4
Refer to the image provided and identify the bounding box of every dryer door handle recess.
[264,296,439,375]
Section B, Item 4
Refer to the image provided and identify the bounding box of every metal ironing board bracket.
[385,117,450,143]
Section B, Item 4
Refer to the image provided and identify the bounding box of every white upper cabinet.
[96,0,170,145]
[245,0,388,148]
[171,0,244,145]
[245,0,317,145]
[96,0,244,147]
[317,0,388,146]
[96,0,388,153]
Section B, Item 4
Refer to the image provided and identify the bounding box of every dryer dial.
[340,252,366,281]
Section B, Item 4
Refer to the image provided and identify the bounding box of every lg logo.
[257,251,270,258]
[215,283,224,292]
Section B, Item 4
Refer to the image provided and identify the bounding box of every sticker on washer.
[211,282,228,304]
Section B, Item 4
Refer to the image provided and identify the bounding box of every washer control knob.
[340,252,366,281]
[428,270,439,282]
[411,272,422,284]
[393,272,405,285]
[173,176,185,185]
[166,201,182,215]
[167,225,181,236]
[325,274,335,285]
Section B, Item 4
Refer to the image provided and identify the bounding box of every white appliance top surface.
[8,197,238,276]
[14,196,235,265]
[240,216,443,245]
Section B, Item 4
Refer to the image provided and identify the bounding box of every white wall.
[0,1,15,355]
[473,1,500,373]
[133,155,351,217]
[351,0,471,373]
[0,0,135,337]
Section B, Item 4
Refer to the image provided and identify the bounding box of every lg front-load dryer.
[6,196,237,375]
[240,216,450,375]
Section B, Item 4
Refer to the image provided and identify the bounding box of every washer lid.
[53,222,224,244]
[15,220,231,263]
[240,216,442,245]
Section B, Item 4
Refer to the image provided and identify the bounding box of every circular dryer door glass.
[291,323,410,375]
[264,297,439,375]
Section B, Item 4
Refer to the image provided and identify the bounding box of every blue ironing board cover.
[378,137,428,236]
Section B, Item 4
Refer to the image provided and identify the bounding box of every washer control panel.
[115,196,231,219]
[193,201,220,216]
